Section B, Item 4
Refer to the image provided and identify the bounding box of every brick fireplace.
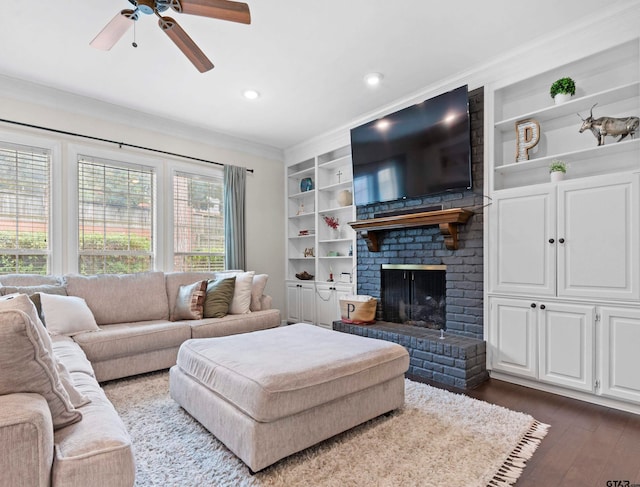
[334,87,487,388]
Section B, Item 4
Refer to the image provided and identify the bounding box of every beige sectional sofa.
[0,271,281,487]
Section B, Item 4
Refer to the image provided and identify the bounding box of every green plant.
[549,160,567,173]
[550,77,576,98]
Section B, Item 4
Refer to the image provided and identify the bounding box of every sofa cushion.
[0,306,82,430]
[250,274,269,312]
[65,272,169,325]
[173,280,207,320]
[0,274,63,287]
[0,294,91,409]
[51,336,95,378]
[188,308,281,339]
[73,321,192,362]
[40,294,100,336]
[165,272,218,320]
[52,372,135,487]
[203,277,235,318]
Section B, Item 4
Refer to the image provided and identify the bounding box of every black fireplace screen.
[381,266,446,330]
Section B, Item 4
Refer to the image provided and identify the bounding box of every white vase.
[337,189,353,207]
[554,93,572,105]
[331,226,341,239]
[550,171,565,182]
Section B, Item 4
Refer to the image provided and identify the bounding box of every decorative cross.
[336,170,343,183]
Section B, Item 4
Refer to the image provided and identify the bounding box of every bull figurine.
[578,103,639,146]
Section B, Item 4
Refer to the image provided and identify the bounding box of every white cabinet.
[489,297,595,393]
[286,281,316,324]
[490,185,556,296]
[285,145,357,327]
[558,175,639,300]
[538,302,594,392]
[485,37,640,411]
[315,283,351,329]
[490,173,639,301]
[599,307,640,403]
[489,297,538,378]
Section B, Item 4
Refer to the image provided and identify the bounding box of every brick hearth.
[334,320,488,389]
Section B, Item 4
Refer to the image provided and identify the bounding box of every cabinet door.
[538,302,594,392]
[315,285,350,329]
[489,297,537,378]
[490,186,556,296]
[286,282,303,323]
[299,283,316,324]
[599,307,640,403]
[558,173,640,300]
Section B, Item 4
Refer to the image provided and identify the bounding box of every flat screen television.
[350,85,472,207]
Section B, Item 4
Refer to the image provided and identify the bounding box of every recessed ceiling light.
[364,72,383,86]
[243,89,260,100]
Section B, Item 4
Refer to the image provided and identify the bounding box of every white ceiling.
[0,0,629,151]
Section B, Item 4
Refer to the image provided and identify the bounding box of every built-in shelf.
[349,208,473,251]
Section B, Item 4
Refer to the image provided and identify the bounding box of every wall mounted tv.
[350,85,472,207]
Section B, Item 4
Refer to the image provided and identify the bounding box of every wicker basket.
[339,295,377,324]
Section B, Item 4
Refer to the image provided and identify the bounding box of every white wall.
[0,86,286,312]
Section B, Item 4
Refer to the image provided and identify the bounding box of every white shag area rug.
[103,371,548,487]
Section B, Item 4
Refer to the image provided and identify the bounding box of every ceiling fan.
[90,0,251,73]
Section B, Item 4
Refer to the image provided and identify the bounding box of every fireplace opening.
[381,264,446,330]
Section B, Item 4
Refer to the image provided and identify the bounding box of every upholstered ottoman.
[169,323,409,472]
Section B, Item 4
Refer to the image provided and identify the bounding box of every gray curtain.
[224,164,246,270]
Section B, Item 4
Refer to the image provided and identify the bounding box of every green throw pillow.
[203,277,236,318]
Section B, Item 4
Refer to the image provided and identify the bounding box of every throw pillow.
[40,293,100,336]
[250,274,269,312]
[226,271,255,314]
[203,277,236,318]
[173,280,208,320]
[0,296,83,429]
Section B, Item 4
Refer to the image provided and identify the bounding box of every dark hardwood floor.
[411,375,640,487]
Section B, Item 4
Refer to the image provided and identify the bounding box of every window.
[173,170,225,271]
[77,155,155,274]
[0,141,51,274]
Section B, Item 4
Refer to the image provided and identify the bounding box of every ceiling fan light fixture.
[364,72,384,87]
[243,89,260,100]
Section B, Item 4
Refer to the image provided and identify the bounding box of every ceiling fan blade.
[90,9,136,50]
[171,0,251,24]
[158,16,214,73]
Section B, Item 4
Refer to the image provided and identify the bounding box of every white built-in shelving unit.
[285,145,357,328]
[485,37,640,414]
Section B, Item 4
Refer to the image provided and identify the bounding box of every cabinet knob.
[540,304,546,310]
[559,238,565,244]
[548,238,555,244]
[530,303,536,308]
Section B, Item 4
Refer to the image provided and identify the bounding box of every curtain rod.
[0,117,254,173]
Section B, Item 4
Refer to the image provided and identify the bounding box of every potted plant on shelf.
[550,77,576,105]
[549,160,567,182]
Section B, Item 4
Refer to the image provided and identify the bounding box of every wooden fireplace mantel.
[348,208,473,252]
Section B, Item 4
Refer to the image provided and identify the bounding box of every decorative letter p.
[515,119,541,162]
[347,303,355,319]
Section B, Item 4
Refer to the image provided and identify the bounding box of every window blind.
[173,170,225,271]
[0,141,50,274]
[77,155,155,274]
